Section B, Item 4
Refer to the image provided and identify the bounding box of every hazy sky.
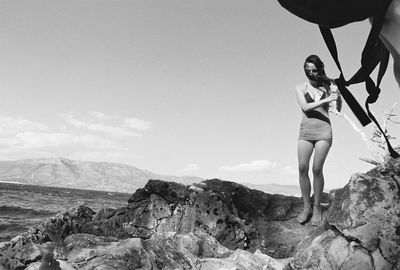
[1,0,399,189]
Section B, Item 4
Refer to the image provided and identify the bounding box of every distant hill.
[0,158,203,193]
[0,158,303,196]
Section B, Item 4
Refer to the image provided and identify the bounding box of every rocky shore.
[1,156,400,269]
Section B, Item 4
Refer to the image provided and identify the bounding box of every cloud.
[87,123,141,137]
[0,114,124,153]
[0,113,151,164]
[61,112,152,138]
[89,111,109,120]
[1,131,119,150]
[283,166,298,175]
[60,113,87,128]
[123,118,153,131]
[0,128,126,162]
[220,160,278,172]
[178,163,201,173]
[0,116,48,136]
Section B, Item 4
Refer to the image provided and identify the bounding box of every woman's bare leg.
[297,139,314,223]
[311,140,331,225]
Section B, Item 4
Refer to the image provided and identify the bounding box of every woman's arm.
[335,91,342,112]
[295,85,337,112]
[329,83,342,113]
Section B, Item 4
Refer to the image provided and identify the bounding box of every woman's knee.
[298,163,309,175]
[312,166,323,176]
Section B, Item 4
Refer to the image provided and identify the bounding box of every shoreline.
[0,180,25,185]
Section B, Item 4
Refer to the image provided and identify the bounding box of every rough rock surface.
[292,155,400,269]
[2,158,400,270]
[0,179,313,269]
[80,179,322,258]
[0,205,95,270]
[21,232,291,270]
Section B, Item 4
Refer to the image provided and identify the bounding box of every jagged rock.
[26,260,75,270]
[22,232,290,270]
[0,205,94,270]
[198,249,292,270]
[328,173,400,262]
[80,179,316,258]
[292,227,375,269]
[292,156,400,269]
[92,208,116,221]
[1,178,342,269]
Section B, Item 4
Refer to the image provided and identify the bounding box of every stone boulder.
[3,159,400,269]
[0,205,94,270]
[1,178,317,269]
[80,179,318,258]
[20,232,291,270]
[292,156,400,269]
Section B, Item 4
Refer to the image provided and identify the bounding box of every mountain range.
[0,158,301,196]
[0,158,204,193]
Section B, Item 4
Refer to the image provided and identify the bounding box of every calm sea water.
[0,182,131,242]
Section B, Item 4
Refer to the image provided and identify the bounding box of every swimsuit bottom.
[299,119,332,145]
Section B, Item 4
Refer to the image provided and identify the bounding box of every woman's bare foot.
[311,206,322,226]
[39,253,61,270]
[297,206,312,224]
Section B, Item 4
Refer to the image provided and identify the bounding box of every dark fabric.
[277,0,392,28]
[278,0,399,158]
[319,25,399,158]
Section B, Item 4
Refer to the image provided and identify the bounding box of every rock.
[25,263,41,270]
[0,205,94,270]
[26,261,81,270]
[197,249,292,270]
[144,232,207,269]
[328,173,400,263]
[92,208,116,221]
[1,178,310,269]
[38,253,70,270]
[80,179,314,259]
[292,228,375,269]
[292,156,400,269]
[6,168,400,269]
[23,233,289,270]
[62,234,151,270]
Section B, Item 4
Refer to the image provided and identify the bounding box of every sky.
[1,0,399,190]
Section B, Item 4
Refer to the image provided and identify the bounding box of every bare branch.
[359,158,380,166]
[389,119,400,124]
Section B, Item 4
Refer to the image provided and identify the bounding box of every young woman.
[295,55,341,226]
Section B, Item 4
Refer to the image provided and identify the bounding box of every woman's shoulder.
[295,82,308,94]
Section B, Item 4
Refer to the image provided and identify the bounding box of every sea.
[0,182,131,243]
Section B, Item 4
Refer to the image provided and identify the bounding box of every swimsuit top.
[301,83,331,125]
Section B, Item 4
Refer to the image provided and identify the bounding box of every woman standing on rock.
[295,55,341,226]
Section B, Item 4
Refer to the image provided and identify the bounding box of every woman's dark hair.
[304,55,325,75]
[304,55,332,89]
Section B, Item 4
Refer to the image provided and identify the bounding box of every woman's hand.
[326,93,338,102]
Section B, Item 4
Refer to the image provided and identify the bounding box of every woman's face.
[304,62,319,81]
